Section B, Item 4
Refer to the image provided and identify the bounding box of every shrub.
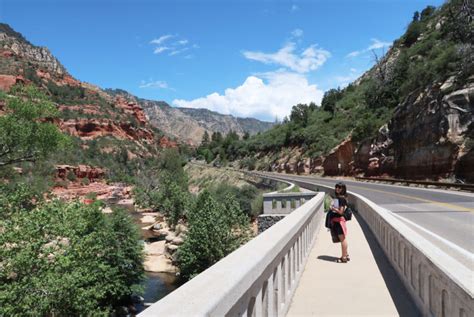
[66,170,77,182]
[0,194,144,315]
[177,191,251,280]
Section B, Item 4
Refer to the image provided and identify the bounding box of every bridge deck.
[287,214,419,316]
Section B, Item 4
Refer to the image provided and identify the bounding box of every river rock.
[171,236,184,245]
[140,214,156,223]
[166,244,179,253]
[144,240,166,256]
[174,224,188,235]
[144,254,178,273]
[152,223,162,231]
[165,232,176,243]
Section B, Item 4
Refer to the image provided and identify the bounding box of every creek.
[123,206,180,313]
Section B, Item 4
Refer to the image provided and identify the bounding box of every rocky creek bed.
[108,201,185,313]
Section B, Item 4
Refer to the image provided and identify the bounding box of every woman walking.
[330,182,349,263]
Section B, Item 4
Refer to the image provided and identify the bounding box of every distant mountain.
[105,89,274,145]
[0,22,273,149]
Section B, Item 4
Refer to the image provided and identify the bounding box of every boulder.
[143,254,178,273]
[166,244,179,253]
[171,236,184,246]
[144,240,166,256]
[165,233,176,243]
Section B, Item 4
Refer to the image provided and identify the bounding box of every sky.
[1,0,444,122]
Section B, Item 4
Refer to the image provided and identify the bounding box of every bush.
[66,170,77,182]
[177,191,251,280]
[0,192,144,315]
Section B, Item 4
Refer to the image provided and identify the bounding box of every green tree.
[290,103,316,127]
[0,85,70,167]
[201,131,210,147]
[159,175,190,228]
[0,191,144,316]
[321,88,343,114]
[177,191,251,280]
[159,148,188,190]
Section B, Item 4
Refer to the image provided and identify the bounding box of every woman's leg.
[338,235,348,258]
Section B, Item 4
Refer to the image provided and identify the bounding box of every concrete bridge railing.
[260,174,474,317]
[351,192,473,317]
[139,192,325,317]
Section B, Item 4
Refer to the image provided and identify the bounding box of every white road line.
[389,211,474,262]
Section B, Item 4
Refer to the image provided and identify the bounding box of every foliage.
[0,186,144,316]
[158,174,191,228]
[208,183,260,218]
[176,190,251,280]
[46,80,85,103]
[133,149,190,227]
[0,85,70,167]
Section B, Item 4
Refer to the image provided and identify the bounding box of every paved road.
[257,172,474,269]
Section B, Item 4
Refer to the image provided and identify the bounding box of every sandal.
[336,257,348,263]
[346,255,350,261]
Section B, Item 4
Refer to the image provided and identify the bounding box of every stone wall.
[257,215,285,234]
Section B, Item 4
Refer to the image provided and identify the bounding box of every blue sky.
[1,0,443,121]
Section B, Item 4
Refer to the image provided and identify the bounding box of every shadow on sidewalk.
[355,213,420,317]
[317,255,340,262]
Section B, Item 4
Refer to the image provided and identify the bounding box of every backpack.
[324,210,333,228]
[344,206,353,221]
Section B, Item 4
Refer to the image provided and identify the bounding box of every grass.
[278,185,301,193]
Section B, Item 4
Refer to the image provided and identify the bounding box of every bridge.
[139,172,474,317]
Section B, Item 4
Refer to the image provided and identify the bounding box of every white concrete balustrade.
[263,174,474,317]
[350,192,473,317]
[139,193,325,317]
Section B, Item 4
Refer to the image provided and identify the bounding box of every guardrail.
[355,176,474,192]
[139,193,325,317]
[260,173,474,317]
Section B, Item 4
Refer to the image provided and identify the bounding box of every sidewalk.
[287,214,419,316]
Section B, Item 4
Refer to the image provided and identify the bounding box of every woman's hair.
[335,182,347,196]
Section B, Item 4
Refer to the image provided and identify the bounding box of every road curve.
[258,172,474,269]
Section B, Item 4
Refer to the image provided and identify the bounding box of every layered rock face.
[355,79,474,182]
[58,119,154,142]
[323,137,356,176]
[0,24,67,78]
[55,164,106,181]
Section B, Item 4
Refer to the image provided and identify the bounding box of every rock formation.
[354,79,474,182]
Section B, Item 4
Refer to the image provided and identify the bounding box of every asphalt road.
[257,172,474,269]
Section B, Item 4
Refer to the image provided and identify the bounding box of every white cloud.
[291,28,303,38]
[139,80,170,89]
[346,51,360,58]
[153,46,170,54]
[243,42,330,73]
[367,38,391,50]
[150,35,173,45]
[169,47,189,56]
[346,38,391,58]
[172,72,323,121]
[150,35,197,57]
